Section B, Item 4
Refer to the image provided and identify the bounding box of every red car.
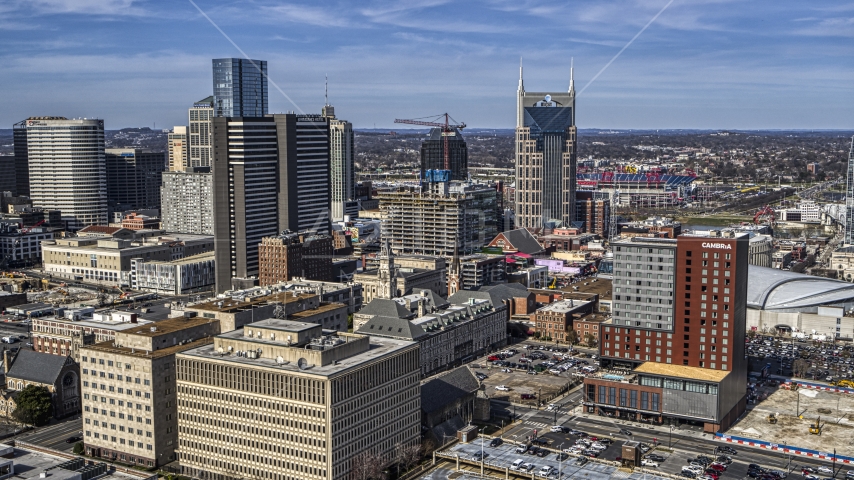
[709,463,726,472]
[488,356,500,361]
[704,470,720,480]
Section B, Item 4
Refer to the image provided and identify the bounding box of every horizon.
[0,1,852,130]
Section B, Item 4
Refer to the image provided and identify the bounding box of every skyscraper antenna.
[569,57,575,93]
[325,74,328,106]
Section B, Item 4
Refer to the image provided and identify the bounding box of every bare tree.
[350,451,386,480]
[394,442,422,473]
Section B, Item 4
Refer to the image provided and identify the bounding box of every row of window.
[598,385,660,410]
[84,430,151,450]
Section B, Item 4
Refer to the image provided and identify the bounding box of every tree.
[351,451,386,480]
[13,385,53,426]
[567,330,579,345]
[72,442,84,455]
[394,442,422,474]
[584,333,597,347]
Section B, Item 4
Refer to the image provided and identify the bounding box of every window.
[663,379,682,390]
[630,390,637,408]
[599,386,606,403]
[641,391,649,410]
[619,389,628,407]
[608,387,616,405]
[651,393,660,411]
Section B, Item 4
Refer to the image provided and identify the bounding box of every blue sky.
[1,0,852,130]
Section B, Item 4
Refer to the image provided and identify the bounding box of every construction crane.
[754,205,776,225]
[394,114,466,171]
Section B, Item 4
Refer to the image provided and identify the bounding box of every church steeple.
[448,236,462,296]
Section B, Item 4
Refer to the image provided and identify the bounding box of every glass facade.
[522,102,575,225]
[846,136,854,245]
[212,58,268,117]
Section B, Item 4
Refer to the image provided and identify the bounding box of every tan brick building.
[80,316,220,467]
[175,319,420,480]
[531,298,595,342]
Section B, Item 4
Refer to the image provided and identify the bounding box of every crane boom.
[394,113,465,171]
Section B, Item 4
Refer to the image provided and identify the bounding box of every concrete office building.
[81,316,221,468]
[258,231,333,285]
[584,231,749,432]
[105,149,165,212]
[175,320,420,480]
[377,182,499,257]
[42,232,214,286]
[161,167,213,235]
[212,58,267,117]
[17,117,107,229]
[175,291,322,332]
[420,127,468,181]
[31,311,153,360]
[189,97,214,168]
[515,64,577,229]
[219,280,364,316]
[167,127,188,172]
[322,104,357,222]
[212,114,331,292]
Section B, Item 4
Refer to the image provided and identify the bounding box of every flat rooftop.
[122,315,217,337]
[287,302,346,319]
[561,278,612,299]
[9,445,149,480]
[246,318,318,333]
[539,299,591,313]
[189,292,316,313]
[179,331,415,376]
[85,336,214,359]
[33,315,153,331]
[634,362,731,382]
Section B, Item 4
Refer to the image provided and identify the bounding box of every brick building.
[575,190,610,238]
[531,298,596,342]
[258,231,333,285]
[583,232,748,433]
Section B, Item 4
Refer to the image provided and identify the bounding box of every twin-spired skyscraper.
[514,62,577,229]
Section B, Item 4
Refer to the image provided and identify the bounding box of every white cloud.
[24,0,148,16]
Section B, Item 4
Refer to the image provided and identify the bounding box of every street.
[15,416,83,453]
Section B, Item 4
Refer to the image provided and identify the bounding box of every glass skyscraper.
[212,58,268,117]
[845,136,854,245]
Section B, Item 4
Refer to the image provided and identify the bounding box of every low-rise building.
[219,279,363,315]
[129,252,215,295]
[832,246,854,282]
[486,229,546,256]
[420,367,489,444]
[355,253,447,303]
[42,232,214,287]
[531,298,596,342]
[81,316,221,468]
[458,254,506,290]
[175,320,420,480]
[0,221,54,268]
[573,313,607,346]
[174,291,321,332]
[3,349,80,419]
[31,310,152,359]
[357,293,507,377]
[121,213,160,231]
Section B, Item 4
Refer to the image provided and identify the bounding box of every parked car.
[642,459,659,468]
[495,385,511,391]
[510,459,525,471]
[490,438,502,447]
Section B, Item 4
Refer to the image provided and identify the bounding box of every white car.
[546,403,558,411]
[495,385,511,391]
[817,466,833,474]
[589,443,607,451]
[550,425,563,433]
[682,466,703,474]
[641,459,659,468]
[510,459,525,471]
[523,463,535,472]
[538,466,553,477]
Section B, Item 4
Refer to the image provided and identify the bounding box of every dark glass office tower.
[212,58,268,117]
[420,127,468,181]
[11,121,29,196]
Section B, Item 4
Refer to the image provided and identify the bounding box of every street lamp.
[557,442,564,478]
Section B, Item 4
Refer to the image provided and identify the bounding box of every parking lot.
[473,343,595,405]
[747,334,854,382]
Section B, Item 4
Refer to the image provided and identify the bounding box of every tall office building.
[189,97,214,168]
[212,58,268,117]
[11,121,29,196]
[322,104,357,222]
[515,63,577,229]
[105,148,165,211]
[21,117,107,229]
[176,320,420,480]
[167,127,188,172]
[212,114,331,292]
[161,167,213,235]
[420,127,468,181]
[584,232,748,432]
[845,136,854,245]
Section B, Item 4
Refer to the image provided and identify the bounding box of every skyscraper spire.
[325,74,329,106]
[569,57,575,94]
[518,56,524,92]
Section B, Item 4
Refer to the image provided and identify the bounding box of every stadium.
[576,172,697,208]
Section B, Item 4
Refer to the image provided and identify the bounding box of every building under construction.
[377,178,499,257]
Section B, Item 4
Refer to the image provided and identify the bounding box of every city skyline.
[0,1,851,130]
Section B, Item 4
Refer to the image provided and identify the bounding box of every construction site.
[377,179,499,257]
[729,386,854,456]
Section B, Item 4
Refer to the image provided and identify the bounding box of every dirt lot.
[729,387,854,456]
[470,365,578,406]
